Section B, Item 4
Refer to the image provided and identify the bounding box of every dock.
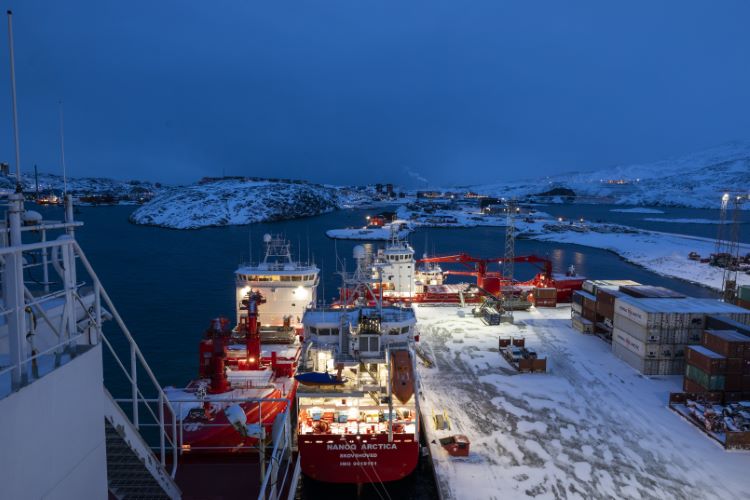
[414,305,750,499]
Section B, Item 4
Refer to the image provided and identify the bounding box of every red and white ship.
[164,234,319,453]
[296,245,420,484]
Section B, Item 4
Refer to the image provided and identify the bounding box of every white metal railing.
[72,240,179,476]
[0,205,179,485]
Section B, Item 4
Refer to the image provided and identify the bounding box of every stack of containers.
[572,280,640,336]
[571,290,597,333]
[595,288,625,339]
[611,297,750,375]
[701,330,750,397]
[684,345,726,395]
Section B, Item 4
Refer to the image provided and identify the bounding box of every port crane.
[417,253,554,295]
[714,192,748,302]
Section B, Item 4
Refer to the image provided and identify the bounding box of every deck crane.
[716,192,747,302]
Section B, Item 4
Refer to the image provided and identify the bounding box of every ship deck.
[414,305,750,500]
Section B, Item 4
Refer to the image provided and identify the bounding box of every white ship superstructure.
[235,234,319,330]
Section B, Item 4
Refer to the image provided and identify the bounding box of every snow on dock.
[415,305,750,500]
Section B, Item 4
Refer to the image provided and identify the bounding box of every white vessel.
[235,234,319,332]
[295,246,420,484]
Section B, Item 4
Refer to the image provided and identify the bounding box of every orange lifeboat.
[390,350,414,404]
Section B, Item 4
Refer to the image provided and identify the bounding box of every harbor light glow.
[294,286,309,300]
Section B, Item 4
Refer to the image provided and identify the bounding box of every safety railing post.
[159,391,165,466]
[131,344,139,428]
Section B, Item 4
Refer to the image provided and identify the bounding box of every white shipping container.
[572,302,583,315]
[657,344,686,359]
[612,339,660,375]
[613,313,662,343]
[612,328,659,358]
[614,296,750,328]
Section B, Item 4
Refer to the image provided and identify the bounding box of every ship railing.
[0,226,181,478]
[71,240,181,476]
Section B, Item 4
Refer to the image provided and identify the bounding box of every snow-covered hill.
[0,171,161,198]
[129,179,372,229]
[470,141,750,208]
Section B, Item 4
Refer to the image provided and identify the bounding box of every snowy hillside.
[0,171,161,197]
[129,178,371,229]
[471,141,750,208]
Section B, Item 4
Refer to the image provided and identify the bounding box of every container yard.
[414,301,750,499]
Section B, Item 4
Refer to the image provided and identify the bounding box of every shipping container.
[658,358,686,375]
[686,364,726,391]
[613,313,662,343]
[726,357,745,375]
[572,316,594,334]
[614,296,750,329]
[581,306,597,322]
[619,285,686,299]
[572,291,585,306]
[535,287,557,299]
[702,330,748,358]
[705,315,750,337]
[738,285,750,302]
[683,377,712,393]
[686,346,727,375]
[612,328,659,358]
[571,302,583,315]
[612,339,660,375]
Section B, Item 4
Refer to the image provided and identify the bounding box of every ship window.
[281,276,291,281]
[389,328,399,335]
[331,328,339,336]
[272,275,281,281]
[401,326,410,333]
[319,328,331,336]
[292,275,302,281]
[309,327,317,334]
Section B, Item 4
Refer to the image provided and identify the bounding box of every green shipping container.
[738,285,750,302]
[686,364,725,391]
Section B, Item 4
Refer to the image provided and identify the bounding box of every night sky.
[1,1,749,186]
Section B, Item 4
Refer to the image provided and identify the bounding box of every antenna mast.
[58,101,68,196]
[7,10,21,190]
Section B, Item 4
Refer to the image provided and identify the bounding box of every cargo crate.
[686,346,726,375]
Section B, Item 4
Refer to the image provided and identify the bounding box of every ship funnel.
[353,245,365,260]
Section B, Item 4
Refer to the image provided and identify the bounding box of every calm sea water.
[31,203,724,498]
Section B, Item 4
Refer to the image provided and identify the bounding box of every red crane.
[417,253,584,302]
[418,253,553,295]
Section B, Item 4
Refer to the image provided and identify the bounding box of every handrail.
[72,240,179,477]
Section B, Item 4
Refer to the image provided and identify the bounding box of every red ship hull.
[299,433,419,483]
[177,384,297,453]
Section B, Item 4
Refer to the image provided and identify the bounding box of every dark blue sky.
[1,1,749,186]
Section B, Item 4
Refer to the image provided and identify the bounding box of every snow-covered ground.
[469,141,750,209]
[520,220,750,291]
[326,221,412,240]
[643,218,723,224]
[415,305,750,500]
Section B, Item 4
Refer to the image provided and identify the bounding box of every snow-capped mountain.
[470,141,750,208]
[129,178,372,229]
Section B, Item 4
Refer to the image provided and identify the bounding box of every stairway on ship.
[105,420,171,500]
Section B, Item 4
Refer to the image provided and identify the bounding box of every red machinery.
[417,253,584,302]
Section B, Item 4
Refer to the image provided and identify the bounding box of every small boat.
[390,350,414,404]
[295,371,346,386]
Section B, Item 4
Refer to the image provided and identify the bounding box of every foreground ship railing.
[0,197,299,498]
[0,197,179,483]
